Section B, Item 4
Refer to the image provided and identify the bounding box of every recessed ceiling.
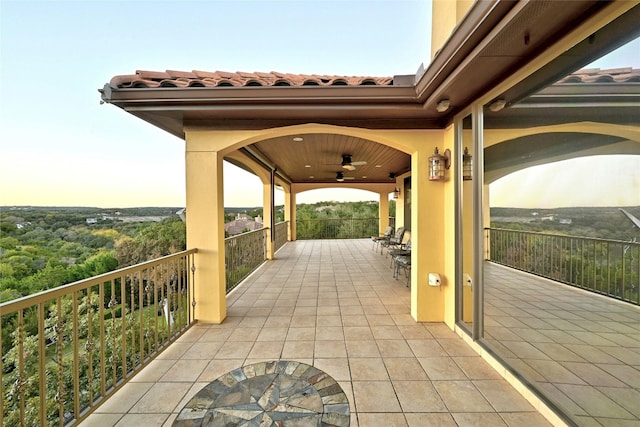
[250,133,410,183]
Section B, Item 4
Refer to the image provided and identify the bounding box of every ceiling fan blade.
[351,161,367,166]
[342,164,356,171]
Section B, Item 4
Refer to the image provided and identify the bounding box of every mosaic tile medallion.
[174,360,350,427]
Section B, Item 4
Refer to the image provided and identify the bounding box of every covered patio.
[81,239,555,427]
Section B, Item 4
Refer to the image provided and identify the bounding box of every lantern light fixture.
[463,147,473,181]
[393,188,400,199]
[429,147,450,181]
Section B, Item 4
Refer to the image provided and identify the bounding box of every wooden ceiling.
[251,133,410,184]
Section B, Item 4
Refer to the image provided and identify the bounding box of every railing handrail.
[0,248,198,314]
[225,227,267,241]
[487,227,640,247]
[486,227,639,306]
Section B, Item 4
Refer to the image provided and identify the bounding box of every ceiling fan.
[340,154,367,171]
[335,171,355,182]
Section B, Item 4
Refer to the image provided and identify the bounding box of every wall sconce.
[436,99,450,113]
[462,147,473,181]
[429,147,450,181]
[393,188,400,199]
[489,99,506,112]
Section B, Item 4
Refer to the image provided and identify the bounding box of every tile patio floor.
[485,263,640,427]
[81,239,573,427]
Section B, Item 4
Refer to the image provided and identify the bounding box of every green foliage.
[295,201,382,239]
[0,207,184,302]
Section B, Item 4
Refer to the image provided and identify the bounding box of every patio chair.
[388,237,411,269]
[394,255,411,286]
[384,230,410,259]
[371,226,394,251]
[379,227,405,255]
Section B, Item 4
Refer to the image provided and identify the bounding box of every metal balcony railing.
[487,228,640,305]
[1,221,293,426]
[0,249,197,426]
[296,217,380,240]
[274,221,289,252]
[225,228,268,293]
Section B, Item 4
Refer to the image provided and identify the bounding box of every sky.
[0,0,638,209]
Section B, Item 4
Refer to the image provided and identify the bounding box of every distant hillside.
[490,206,640,241]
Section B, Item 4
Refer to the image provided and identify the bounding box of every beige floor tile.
[314,358,351,381]
[407,339,448,357]
[433,380,494,412]
[154,342,192,360]
[282,340,315,358]
[352,381,402,413]
[214,341,253,359]
[438,338,479,356]
[405,413,457,427]
[200,328,233,341]
[248,340,284,359]
[256,327,288,341]
[158,359,209,382]
[384,358,428,380]
[555,383,634,418]
[342,314,369,326]
[95,382,153,413]
[499,412,554,427]
[263,316,293,327]
[175,326,208,342]
[290,314,317,327]
[346,340,381,357]
[180,341,222,359]
[314,340,347,358]
[316,326,345,340]
[81,413,123,427]
[349,358,389,380]
[418,357,467,380]
[397,324,433,340]
[452,356,502,380]
[129,359,176,383]
[452,412,508,427]
[358,413,407,427]
[393,380,449,412]
[227,327,261,341]
[377,339,414,357]
[114,414,171,427]
[317,314,342,326]
[371,325,403,340]
[343,326,374,341]
[474,380,537,412]
[286,327,316,340]
[129,382,192,413]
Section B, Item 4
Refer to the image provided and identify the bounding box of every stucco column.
[378,193,389,234]
[289,192,297,241]
[185,142,226,324]
[411,137,448,323]
[263,181,274,260]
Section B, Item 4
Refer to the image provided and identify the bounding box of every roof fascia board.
[414,0,513,103]
[101,85,417,106]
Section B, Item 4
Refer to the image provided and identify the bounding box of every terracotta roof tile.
[556,67,640,84]
[108,67,638,90]
[109,70,395,88]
